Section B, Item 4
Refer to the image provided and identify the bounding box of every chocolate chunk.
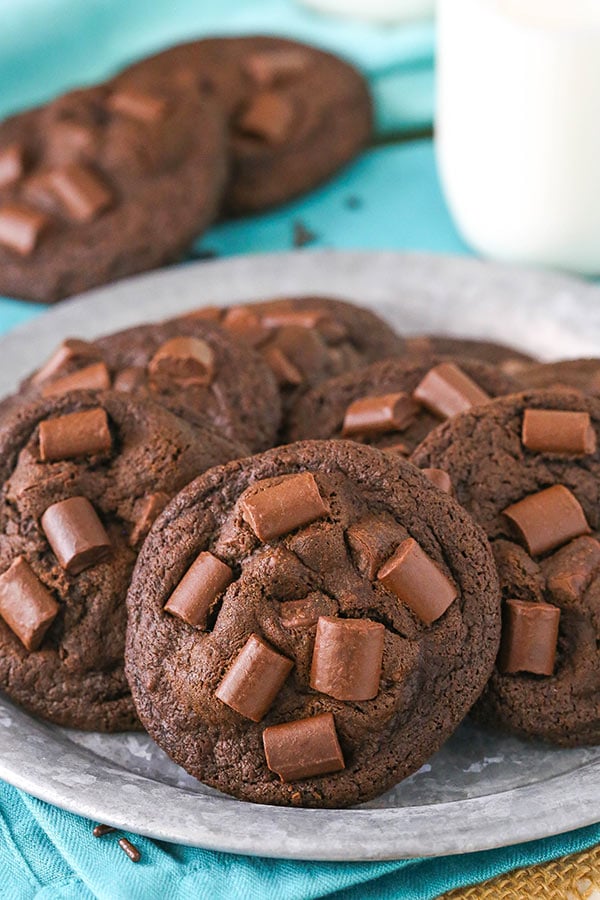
[92,824,116,837]
[279,591,337,628]
[378,537,458,625]
[244,49,308,87]
[260,310,345,339]
[45,164,112,223]
[412,362,490,419]
[32,339,99,386]
[0,557,59,651]
[503,485,591,557]
[41,362,111,397]
[422,468,453,494]
[108,88,168,124]
[262,346,304,386]
[237,92,296,144]
[39,408,112,461]
[347,514,406,580]
[541,535,600,605]
[129,492,170,547]
[148,337,215,388]
[310,616,385,701]
[0,204,49,256]
[164,551,233,628]
[239,472,329,542]
[222,306,268,347]
[41,497,112,575]
[47,120,99,166]
[263,712,345,782]
[0,144,25,188]
[342,392,419,438]
[498,598,560,676]
[215,633,293,722]
[292,220,318,247]
[522,409,596,455]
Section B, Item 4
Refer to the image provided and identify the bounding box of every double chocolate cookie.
[0,82,227,302]
[125,440,500,807]
[24,316,281,452]
[0,390,243,730]
[405,336,535,376]
[186,296,405,416]
[116,36,373,213]
[287,356,518,454]
[412,390,600,746]
[518,358,600,396]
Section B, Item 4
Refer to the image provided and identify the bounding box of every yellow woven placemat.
[440,843,600,899]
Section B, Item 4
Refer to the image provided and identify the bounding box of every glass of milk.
[436,0,600,274]
[298,0,434,24]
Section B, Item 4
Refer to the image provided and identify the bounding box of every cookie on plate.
[518,358,600,396]
[411,389,600,746]
[116,36,373,213]
[286,356,519,454]
[0,81,227,302]
[125,440,500,807]
[23,316,281,452]
[186,296,406,416]
[405,336,535,375]
[0,390,244,730]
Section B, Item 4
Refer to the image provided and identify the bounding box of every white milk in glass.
[436,0,600,274]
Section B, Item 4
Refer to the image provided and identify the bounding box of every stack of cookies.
[0,36,373,302]
[1,293,598,809]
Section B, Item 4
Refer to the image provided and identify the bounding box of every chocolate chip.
[263,712,345,782]
[92,824,116,837]
[498,598,561,676]
[522,409,597,455]
[0,557,59,651]
[237,92,296,144]
[41,497,112,575]
[215,633,293,722]
[0,204,49,256]
[243,49,308,88]
[32,339,100,386]
[239,472,329,542]
[412,362,490,419]
[45,164,112,223]
[39,408,112,462]
[40,361,111,398]
[129,492,170,548]
[108,89,168,124]
[342,392,419,438]
[378,537,458,625]
[422,468,453,494]
[503,485,591,557]
[148,337,215,388]
[164,551,233,628]
[310,616,385,701]
[0,144,25,188]
[262,345,304,386]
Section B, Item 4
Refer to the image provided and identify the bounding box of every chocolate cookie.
[0,81,226,302]
[0,390,243,730]
[24,316,281,452]
[411,390,600,746]
[518,358,600,395]
[116,36,372,213]
[186,296,405,417]
[287,356,519,454]
[125,440,500,807]
[405,336,535,376]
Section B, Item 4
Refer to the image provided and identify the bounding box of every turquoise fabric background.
[0,1,596,898]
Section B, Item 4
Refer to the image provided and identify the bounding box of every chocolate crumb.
[92,823,116,837]
[118,837,141,862]
[345,195,363,210]
[293,221,318,248]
